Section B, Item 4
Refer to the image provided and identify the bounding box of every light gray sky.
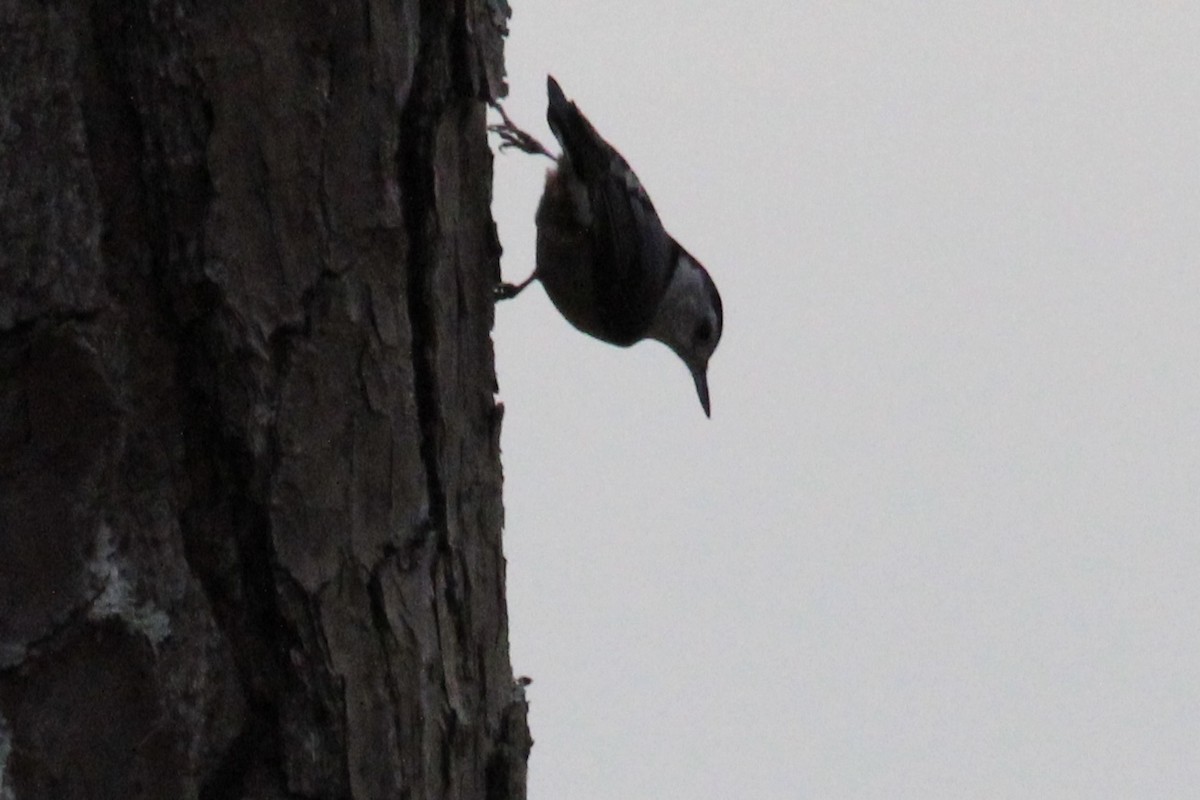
[490,4,1200,798]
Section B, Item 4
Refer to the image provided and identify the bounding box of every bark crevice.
[1,1,520,796]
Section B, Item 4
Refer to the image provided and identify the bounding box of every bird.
[491,76,723,417]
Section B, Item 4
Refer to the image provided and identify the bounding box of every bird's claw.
[488,102,556,159]
[494,282,522,301]
[494,272,537,301]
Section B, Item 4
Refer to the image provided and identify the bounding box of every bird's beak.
[692,369,711,418]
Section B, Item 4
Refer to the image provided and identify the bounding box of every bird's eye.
[694,320,712,344]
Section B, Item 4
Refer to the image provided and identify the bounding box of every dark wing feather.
[546,76,674,344]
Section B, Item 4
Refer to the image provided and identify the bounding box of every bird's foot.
[488,102,556,160]
[494,282,523,301]
[494,274,536,301]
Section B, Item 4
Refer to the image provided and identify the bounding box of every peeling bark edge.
[0,0,523,797]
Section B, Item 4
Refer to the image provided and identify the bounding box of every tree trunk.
[0,0,528,797]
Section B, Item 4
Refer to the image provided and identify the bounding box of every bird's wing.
[546,76,674,344]
[586,160,673,344]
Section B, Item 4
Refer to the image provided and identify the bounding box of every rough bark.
[0,0,528,798]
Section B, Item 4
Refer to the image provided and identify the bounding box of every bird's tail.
[545,76,611,181]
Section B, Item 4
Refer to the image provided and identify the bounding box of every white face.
[650,253,722,374]
[683,300,720,371]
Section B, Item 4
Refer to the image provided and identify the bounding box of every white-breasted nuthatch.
[492,76,723,417]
